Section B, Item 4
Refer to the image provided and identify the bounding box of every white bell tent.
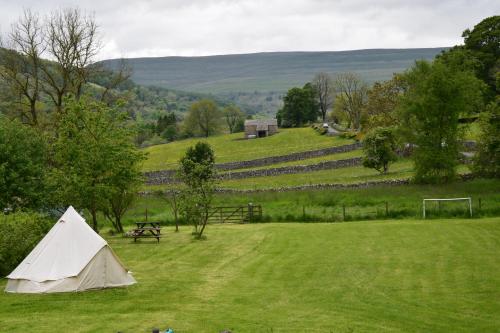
[5,206,136,293]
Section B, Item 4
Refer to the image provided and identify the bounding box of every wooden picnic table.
[131,221,162,242]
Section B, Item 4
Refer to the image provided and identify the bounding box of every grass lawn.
[1,218,499,332]
[142,128,353,171]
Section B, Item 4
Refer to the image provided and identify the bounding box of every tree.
[223,104,245,133]
[312,72,334,122]
[362,127,398,174]
[472,102,500,178]
[333,72,368,130]
[1,8,110,124]
[0,116,48,210]
[156,112,178,141]
[363,74,406,132]
[277,83,319,127]
[462,15,499,95]
[400,61,485,183]
[178,142,217,239]
[184,99,221,137]
[0,9,44,126]
[51,97,145,232]
[42,8,101,111]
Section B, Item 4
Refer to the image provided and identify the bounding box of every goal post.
[422,197,472,219]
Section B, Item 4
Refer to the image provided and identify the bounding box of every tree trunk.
[116,216,123,233]
[198,216,208,238]
[91,208,99,233]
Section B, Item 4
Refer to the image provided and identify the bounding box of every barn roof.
[244,119,278,127]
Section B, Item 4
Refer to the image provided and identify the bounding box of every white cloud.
[0,0,498,59]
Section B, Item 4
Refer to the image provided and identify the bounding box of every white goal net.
[422,197,472,218]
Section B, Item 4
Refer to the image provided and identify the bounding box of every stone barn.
[244,119,278,138]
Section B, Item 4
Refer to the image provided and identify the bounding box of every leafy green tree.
[400,61,485,183]
[438,16,499,100]
[277,83,319,127]
[223,104,245,133]
[0,116,48,210]
[462,15,499,95]
[362,127,398,174]
[178,142,217,239]
[472,102,500,178]
[184,99,221,137]
[156,112,177,135]
[52,97,145,232]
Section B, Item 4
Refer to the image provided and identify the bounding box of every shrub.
[0,211,52,276]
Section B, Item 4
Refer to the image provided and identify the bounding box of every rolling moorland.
[101,48,446,94]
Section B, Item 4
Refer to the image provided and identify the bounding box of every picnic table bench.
[131,221,162,242]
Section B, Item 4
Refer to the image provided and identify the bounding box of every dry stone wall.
[144,142,363,185]
[145,157,363,185]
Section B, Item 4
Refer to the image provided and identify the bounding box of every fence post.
[248,203,254,222]
[342,204,346,221]
[145,208,148,222]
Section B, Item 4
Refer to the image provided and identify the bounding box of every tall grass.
[123,179,500,229]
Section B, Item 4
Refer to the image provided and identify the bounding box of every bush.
[0,211,52,276]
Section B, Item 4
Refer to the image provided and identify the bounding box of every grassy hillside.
[143,128,354,171]
[2,218,499,332]
[102,48,446,94]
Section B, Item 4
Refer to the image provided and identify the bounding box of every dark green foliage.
[156,112,178,142]
[178,142,217,238]
[462,15,500,95]
[473,102,500,178]
[156,112,177,134]
[0,211,52,276]
[362,127,398,174]
[179,142,216,185]
[400,61,485,183]
[277,83,319,127]
[0,116,48,210]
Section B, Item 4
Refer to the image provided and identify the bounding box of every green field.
[1,218,499,332]
[134,179,500,225]
[143,128,353,172]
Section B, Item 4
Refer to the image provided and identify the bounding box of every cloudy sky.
[0,0,498,60]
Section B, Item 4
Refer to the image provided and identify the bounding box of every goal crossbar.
[423,197,472,218]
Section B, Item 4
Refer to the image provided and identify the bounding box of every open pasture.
[142,128,353,172]
[1,218,499,332]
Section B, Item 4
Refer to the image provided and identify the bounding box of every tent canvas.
[5,206,136,293]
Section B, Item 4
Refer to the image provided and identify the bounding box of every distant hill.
[101,48,447,94]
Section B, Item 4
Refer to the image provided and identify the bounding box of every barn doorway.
[258,130,267,138]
